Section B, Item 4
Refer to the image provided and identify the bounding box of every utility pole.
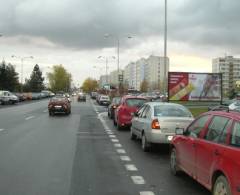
[164,0,168,94]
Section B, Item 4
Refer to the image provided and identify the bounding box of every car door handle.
[214,149,221,156]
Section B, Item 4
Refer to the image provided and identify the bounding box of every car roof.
[122,95,148,100]
[144,102,186,107]
[204,110,240,121]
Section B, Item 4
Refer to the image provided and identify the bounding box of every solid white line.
[25,116,35,120]
[111,139,119,143]
[114,143,122,147]
[131,176,145,184]
[125,164,138,171]
[140,192,155,195]
[109,135,116,138]
[120,156,131,161]
[116,149,126,154]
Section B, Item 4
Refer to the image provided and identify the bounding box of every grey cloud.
[1,0,240,53]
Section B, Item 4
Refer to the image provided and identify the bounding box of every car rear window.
[126,98,147,107]
[154,105,192,117]
[101,96,109,100]
[51,97,66,101]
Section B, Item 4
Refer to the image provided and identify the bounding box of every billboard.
[168,72,222,101]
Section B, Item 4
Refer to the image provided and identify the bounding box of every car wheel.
[130,128,137,140]
[117,122,122,131]
[170,148,181,176]
[49,111,54,116]
[142,133,151,152]
[113,118,117,126]
[213,176,231,195]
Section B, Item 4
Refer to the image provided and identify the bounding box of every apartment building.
[212,56,240,95]
[99,75,110,88]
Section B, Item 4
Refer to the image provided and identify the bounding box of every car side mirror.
[175,127,184,135]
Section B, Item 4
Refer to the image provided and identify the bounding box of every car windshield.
[126,98,147,107]
[154,105,192,117]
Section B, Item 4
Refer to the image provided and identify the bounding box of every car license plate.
[55,105,62,109]
[167,136,173,141]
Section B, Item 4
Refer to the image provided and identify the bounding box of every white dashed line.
[25,116,35,120]
[140,192,155,195]
[109,135,116,138]
[131,176,146,185]
[125,164,138,171]
[114,143,122,147]
[116,149,126,154]
[111,139,119,143]
[0,129,5,132]
[43,109,48,113]
[106,131,114,135]
[120,156,131,161]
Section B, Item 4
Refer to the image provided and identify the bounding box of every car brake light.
[152,119,160,129]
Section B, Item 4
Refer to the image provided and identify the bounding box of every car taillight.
[113,105,117,109]
[151,119,160,129]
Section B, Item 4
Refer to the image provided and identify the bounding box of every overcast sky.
[0,0,240,86]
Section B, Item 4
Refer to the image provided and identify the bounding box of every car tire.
[113,118,117,126]
[170,148,181,176]
[117,122,122,131]
[213,175,231,195]
[142,133,151,152]
[49,111,54,116]
[130,128,137,140]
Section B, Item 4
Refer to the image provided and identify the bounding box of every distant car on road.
[114,96,148,130]
[0,90,19,105]
[108,97,121,119]
[48,96,71,116]
[90,92,98,99]
[170,109,240,195]
[77,93,86,102]
[131,102,194,151]
[98,95,110,106]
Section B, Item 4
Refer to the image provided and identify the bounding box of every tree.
[0,60,19,91]
[24,64,44,92]
[47,65,72,92]
[140,79,149,92]
[81,78,98,93]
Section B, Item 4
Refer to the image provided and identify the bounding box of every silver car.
[130,102,194,151]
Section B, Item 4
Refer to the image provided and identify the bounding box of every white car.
[229,101,240,110]
[130,102,194,151]
[99,95,110,105]
[0,90,19,105]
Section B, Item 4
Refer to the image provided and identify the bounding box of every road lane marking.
[109,135,116,138]
[140,192,155,195]
[0,129,5,132]
[111,139,119,142]
[43,109,48,113]
[120,156,131,161]
[106,131,114,135]
[116,149,126,154]
[25,116,35,120]
[131,176,145,184]
[125,164,138,171]
[114,143,122,147]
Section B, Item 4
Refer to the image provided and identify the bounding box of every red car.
[48,96,71,116]
[114,96,148,130]
[170,110,240,195]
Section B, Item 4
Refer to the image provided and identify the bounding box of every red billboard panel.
[168,72,222,101]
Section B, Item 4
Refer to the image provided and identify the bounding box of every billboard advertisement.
[168,72,222,101]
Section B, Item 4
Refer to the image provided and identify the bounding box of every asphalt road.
[0,97,211,195]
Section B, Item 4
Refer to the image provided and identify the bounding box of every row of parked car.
[0,90,55,105]
[102,93,240,195]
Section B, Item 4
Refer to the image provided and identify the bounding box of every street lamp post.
[98,56,115,84]
[104,34,133,91]
[12,55,34,92]
[164,0,168,94]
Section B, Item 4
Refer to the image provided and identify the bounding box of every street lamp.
[97,56,116,84]
[12,55,34,92]
[163,0,168,94]
[104,34,133,81]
